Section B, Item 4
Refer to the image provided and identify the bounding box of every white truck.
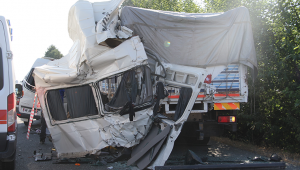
[31,0,257,169]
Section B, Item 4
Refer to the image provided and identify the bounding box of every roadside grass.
[211,136,300,166]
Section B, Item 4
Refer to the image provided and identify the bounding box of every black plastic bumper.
[16,106,41,120]
[0,133,17,162]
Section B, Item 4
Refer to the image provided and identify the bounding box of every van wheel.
[2,160,15,170]
[24,120,29,126]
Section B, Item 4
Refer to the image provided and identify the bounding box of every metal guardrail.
[155,162,286,170]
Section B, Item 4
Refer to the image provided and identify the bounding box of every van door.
[0,19,9,151]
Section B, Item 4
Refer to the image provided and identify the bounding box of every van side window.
[24,68,35,91]
[0,48,3,90]
[46,84,98,121]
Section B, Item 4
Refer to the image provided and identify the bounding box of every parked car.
[16,58,51,126]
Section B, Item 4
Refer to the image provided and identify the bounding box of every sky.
[0,0,204,81]
[0,0,85,81]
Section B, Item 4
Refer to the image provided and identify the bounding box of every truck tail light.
[218,116,236,123]
[16,99,20,105]
[7,93,16,132]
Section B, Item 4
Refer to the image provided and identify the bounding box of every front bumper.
[16,106,41,120]
[0,133,17,162]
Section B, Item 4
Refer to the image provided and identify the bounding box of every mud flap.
[127,125,171,169]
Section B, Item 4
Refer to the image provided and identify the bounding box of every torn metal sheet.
[34,0,151,158]
[184,150,203,165]
[150,64,206,168]
[34,36,147,86]
[34,152,52,161]
[31,0,258,169]
[68,0,131,55]
[127,125,171,167]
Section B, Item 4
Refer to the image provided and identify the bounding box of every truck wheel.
[24,118,29,126]
[198,136,210,145]
[2,160,15,170]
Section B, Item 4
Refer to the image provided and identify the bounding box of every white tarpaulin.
[120,6,257,69]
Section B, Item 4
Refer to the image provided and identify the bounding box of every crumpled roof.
[120,6,257,69]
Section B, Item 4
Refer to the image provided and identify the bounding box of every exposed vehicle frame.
[31,0,258,169]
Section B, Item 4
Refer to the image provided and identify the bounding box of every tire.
[24,118,30,126]
[176,122,211,145]
[2,160,15,170]
[198,136,210,145]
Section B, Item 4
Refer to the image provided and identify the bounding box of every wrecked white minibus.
[32,0,257,169]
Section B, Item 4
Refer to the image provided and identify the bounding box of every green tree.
[44,45,63,59]
[123,0,201,13]
[205,0,300,153]
[123,0,300,153]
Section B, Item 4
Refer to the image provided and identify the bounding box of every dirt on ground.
[7,118,300,170]
[211,136,300,167]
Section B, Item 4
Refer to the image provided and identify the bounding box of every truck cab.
[0,16,17,170]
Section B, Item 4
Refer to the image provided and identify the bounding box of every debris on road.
[34,151,52,161]
[184,150,204,165]
[269,153,283,162]
[250,156,268,162]
[53,157,93,164]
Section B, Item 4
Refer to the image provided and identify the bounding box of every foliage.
[44,45,63,59]
[204,0,300,153]
[123,0,201,13]
[122,0,300,153]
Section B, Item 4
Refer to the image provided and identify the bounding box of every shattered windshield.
[98,65,153,113]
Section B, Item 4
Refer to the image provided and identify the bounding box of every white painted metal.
[151,64,206,168]
[0,18,8,133]
[29,0,255,168]
[18,58,51,119]
[0,16,16,133]
[33,0,149,156]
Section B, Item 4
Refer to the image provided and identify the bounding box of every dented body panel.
[163,64,248,115]
[32,1,257,169]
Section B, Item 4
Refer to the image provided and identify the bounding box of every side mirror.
[15,84,23,98]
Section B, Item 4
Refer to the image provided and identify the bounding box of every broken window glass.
[158,86,192,121]
[46,84,98,121]
[98,65,153,113]
[24,68,36,92]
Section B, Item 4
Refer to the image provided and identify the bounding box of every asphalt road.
[11,117,299,170]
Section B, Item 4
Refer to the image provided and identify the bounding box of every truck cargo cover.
[120,6,257,69]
